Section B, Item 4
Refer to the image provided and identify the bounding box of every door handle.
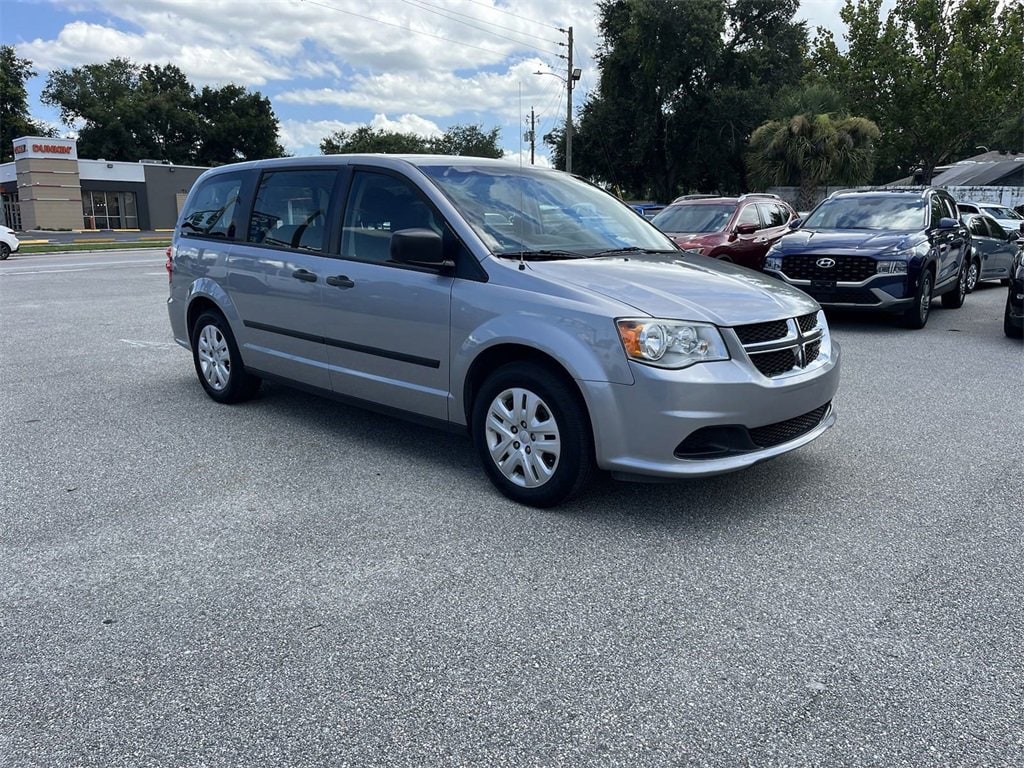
[292,268,317,282]
[326,275,355,288]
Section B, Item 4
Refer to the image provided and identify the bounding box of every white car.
[0,225,20,260]
[958,202,1024,236]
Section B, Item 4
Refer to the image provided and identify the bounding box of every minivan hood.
[527,253,818,325]
[777,229,919,253]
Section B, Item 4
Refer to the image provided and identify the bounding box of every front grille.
[734,320,788,344]
[782,255,876,282]
[796,312,819,333]
[749,403,831,448]
[675,402,831,458]
[751,348,799,377]
[734,311,826,379]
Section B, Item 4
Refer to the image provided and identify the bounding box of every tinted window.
[930,196,944,226]
[968,216,991,238]
[247,169,336,252]
[757,202,789,228]
[736,204,761,229]
[652,203,735,233]
[987,218,1007,238]
[802,196,926,230]
[341,171,442,264]
[939,195,958,221]
[180,174,243,239]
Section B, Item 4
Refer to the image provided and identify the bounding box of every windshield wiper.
[498,249,586,261]
[592,246,678,256]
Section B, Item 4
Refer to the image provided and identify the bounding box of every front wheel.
[903,270,933,329]
[472,362,594,507]
[191,311,261,403]
[965,258,980,293]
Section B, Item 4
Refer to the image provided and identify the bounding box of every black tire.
[903,269,933,329]
[965,257,980,293]
[471,362,595,507]
[941,261,967,308]
[0,242,10,260]
[1006,296,1023,339]
[190,311,261,403]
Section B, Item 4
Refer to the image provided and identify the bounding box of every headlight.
[616,319,729,368]
[876,260,908,274]
[764,255,783,271]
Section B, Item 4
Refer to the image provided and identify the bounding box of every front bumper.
[581,341,841,480]
[764,270,912,310]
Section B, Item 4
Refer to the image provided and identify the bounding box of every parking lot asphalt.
[1,249,1022,767]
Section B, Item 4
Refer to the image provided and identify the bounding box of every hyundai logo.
[816,257,836,268]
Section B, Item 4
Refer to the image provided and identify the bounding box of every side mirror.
[735,223,758,236]
[937,216,959,230]
[390,228,451,269]
[788,218,802,230]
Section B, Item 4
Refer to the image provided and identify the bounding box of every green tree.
[320,126,429,155]
[429,124,503,158]
[572,0,808,200]
[813,0,1023,183]
[747,113,880,210]
[194,84,285,165]
[0,45,54,162]
[42,58,285,164]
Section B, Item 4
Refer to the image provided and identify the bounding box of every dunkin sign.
[12,137,78,160]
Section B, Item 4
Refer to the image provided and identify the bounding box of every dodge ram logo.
[816,258,836,268]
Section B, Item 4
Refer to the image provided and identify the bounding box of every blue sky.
[1,0,848,164]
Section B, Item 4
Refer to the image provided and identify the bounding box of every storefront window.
[83,191,138,230]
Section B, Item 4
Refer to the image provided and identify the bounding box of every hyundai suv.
[763,188,970,329]
[167,156,840,507]
[651,194,796,270]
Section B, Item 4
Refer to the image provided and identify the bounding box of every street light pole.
[564,25,574,174]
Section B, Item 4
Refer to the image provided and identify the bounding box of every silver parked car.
[963,213,1020,290]
[167,155,840,506]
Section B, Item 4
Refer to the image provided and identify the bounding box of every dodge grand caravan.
[167,155,840,507]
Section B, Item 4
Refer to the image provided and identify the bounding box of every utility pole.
[524,107,536,165]
[559,26,581,174]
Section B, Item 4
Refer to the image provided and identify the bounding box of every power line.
[401,0,564,50]
[457,0,564,32]
[298,0,533,60]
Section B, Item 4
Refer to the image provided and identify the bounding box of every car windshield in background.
[803,196,926,231]
[651,203,735,233]
[983,205,1023,220]
[420,164,676,258]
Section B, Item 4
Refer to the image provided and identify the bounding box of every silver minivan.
[167,155,840,506]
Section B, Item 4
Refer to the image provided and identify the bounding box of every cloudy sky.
[2,0,849,164]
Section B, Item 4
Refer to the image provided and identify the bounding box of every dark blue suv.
[763,188,970,328]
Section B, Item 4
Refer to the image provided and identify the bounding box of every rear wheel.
[903,269,933,329]
[472,362,594,507]
[190,311,261,403]
[0,242,10,260]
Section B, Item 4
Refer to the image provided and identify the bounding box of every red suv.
[651,194,797,270]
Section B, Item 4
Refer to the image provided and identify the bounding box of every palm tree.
[747,114,880,211]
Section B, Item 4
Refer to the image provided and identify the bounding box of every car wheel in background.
[941,262,967,309]
[965,258,980,292]
[1006,296,1023,339]
[472,362,594,507]
[904,270,933,329]
[190,311,261,404]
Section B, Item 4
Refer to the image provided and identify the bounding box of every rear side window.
[180,175,243,239]
[248,169,337,252]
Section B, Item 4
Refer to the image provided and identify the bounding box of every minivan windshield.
[420,163,676,258]
[802,196,926,231]
[651,203,735,233]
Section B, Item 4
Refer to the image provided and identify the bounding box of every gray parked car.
[962,213,1019,290]
[167,155,840,506]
